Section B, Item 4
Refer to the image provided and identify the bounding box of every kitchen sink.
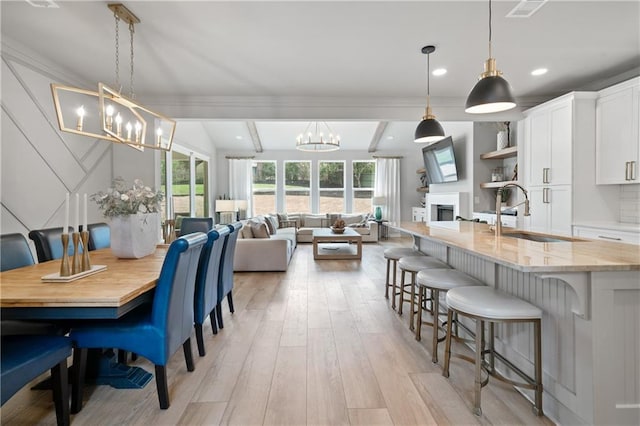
[502,232,579,243]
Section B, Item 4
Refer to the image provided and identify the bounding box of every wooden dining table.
[0,247,169,391]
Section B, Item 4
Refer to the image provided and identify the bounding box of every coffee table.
[312,227,362,260]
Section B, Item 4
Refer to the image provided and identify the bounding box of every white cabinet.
[595,77,640,184]
[573,225,640,245]
[527,185,572,236]
[412,207,426,222]
[526,100,573,186]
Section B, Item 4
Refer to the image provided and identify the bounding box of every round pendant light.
[415,45,445,144]
[465,0,516,114]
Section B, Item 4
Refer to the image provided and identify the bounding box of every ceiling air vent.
[506,0,548,18]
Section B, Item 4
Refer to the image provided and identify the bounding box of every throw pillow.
[277,213,289,228]
[265,215,278,234]
[250,221,270,238]
[240,224,254,239]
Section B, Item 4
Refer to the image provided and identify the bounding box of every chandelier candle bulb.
[135,121,142,143]
[156,128,163,146]
[126,122,132,141]
[115,113,122,137]
[106,104,114,131]
[76,105,85,131]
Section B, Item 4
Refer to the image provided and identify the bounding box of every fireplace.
[425,192,467,225]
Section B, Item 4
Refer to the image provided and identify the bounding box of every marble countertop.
[389,221,640,272]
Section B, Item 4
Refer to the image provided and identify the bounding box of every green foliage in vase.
[92,178,164,218]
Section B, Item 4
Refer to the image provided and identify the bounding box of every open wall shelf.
[480,146,517,160]
[479,180,518,189]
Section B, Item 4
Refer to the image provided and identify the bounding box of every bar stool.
[415,269,484,364]
[442,286,543,417]
[397,256,450,330]
[383,247,424,309]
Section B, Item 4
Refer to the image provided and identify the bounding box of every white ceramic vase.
[110,212,159,258]
[497,131,509,150]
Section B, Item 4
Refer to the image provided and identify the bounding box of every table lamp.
[371,196,386,220]
[216,200,237,224]
[235,200,248,220]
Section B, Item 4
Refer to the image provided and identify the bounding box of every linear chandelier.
[51,3,175,151]
[295,122,341,152]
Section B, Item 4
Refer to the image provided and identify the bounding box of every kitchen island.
[388,221,640,425]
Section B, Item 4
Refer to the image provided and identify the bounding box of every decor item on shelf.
[465,0,516,114]
[51,3,175,151]
[295,122,340,152]
[415,45,445,144]
[372,196,386,220]
[216,199,237,224]
[235,200,248,220]
[331,218,346,234]
[491,167,504,182]
[92,178,163,258]
[496,121,511,150]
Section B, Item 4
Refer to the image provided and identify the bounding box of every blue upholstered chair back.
[28,227,75,262]
[179,217,213,237]
[86,223,110,250]
[217,222,242,303]
[1,234,35,272]
[152,232,207,360]
[194,227,230,324]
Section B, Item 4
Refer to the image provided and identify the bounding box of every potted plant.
[331,218,346,234]
[92,178,164,258]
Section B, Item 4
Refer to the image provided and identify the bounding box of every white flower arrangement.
[92,177,164,218]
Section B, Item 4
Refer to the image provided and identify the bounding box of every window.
[319,161,344,213]
[352,161,375,213]
[161,147,210,221]
[252,161,276,215]
[285,161,311,213]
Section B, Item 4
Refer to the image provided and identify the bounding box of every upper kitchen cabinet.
[524,92,596,187]
[595,77,640,184]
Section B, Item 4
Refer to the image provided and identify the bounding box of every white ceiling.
[2,0,639,152]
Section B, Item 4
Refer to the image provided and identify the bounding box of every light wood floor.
[1,237,555,425]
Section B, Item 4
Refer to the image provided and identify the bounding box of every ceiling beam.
[246,121,263,153]
[368,121,388,153]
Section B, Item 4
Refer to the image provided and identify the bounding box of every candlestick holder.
[81,230,91,272]
[72,232,82,275]
[60,233,71,277]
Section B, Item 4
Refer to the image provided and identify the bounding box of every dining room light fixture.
[295,122,340,152]
[465,0,516,114]
[51,3,175,151]
[414,45,445,144]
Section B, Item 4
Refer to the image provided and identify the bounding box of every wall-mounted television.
[421,136,459,184]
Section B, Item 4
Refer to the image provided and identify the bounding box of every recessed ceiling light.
[432,68,447,76]
[386,136,394,140]
[25,0,59,7]
[235,135,243,140]
[531,68,548,76]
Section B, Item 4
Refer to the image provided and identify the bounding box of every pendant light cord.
[488,0,493,58]
[426,52,431,107]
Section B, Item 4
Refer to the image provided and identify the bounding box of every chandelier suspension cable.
[129,21,135,99]
[114,12,120,92]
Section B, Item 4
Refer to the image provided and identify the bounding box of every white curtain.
[374,158,401,224]
[228,159,253,218]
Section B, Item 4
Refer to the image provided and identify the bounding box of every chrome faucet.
[495,183,530,236]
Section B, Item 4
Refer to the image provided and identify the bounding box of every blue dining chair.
[194,226,230,356]
[1,233,65,336]
[1,334,72,426]
[28,227,76,262]
[178,217,213,237]
[70,232,207,410]
[82,223,110,250]
[215,222,242,330]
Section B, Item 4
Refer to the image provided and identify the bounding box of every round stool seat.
[417,269,484,291]
[384,247,424,261]
[398,256,449,273]
[446,287,542,320]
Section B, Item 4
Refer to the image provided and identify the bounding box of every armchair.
[28,227,75,262]
[179,217,213,237]
[70,232,208,410]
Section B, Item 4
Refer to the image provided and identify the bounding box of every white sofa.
[233,217,297,272]
[288,213,378,243]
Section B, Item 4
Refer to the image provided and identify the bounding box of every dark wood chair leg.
[210,311,218,335]
[183,338,195,372]
[216,303,224,329]
[195,324,206,356]
[227,292,235,313]
[154,365,170,409]
[71,348,87,414]
[51,360,70,426]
